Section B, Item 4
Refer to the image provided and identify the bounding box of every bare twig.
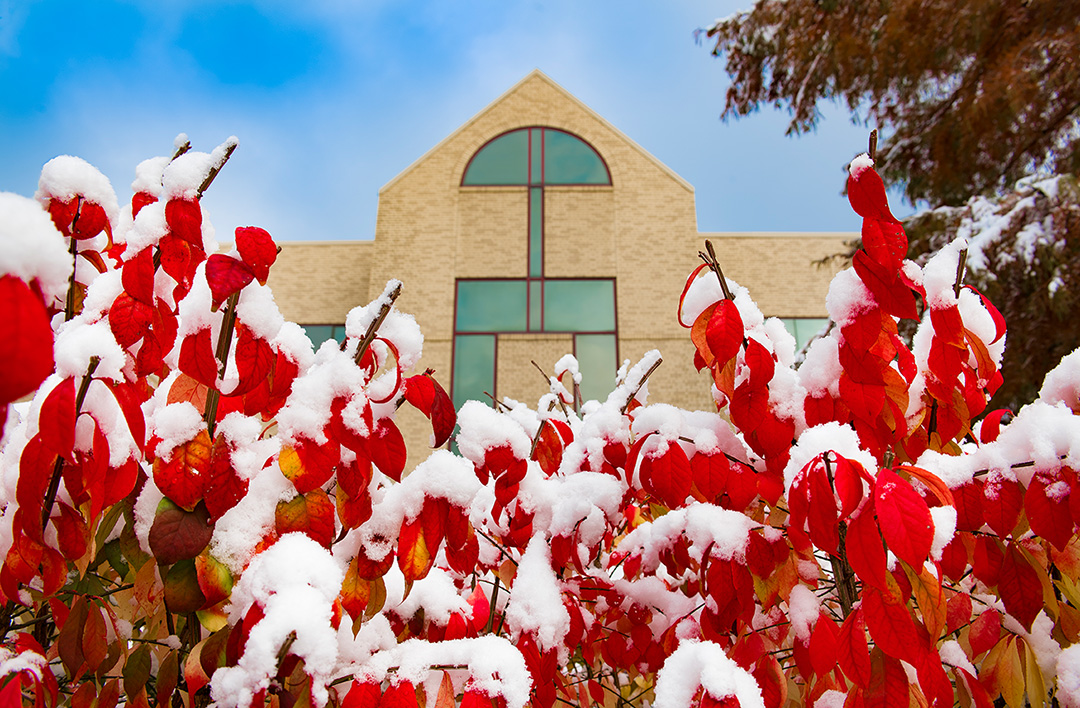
[699,240,734,301]
[197,139,238,198]
[953,248,968,298]
[620,357,663,414]
[532,360,571,418]
[354,282,402,365]
[42,356,100,531]
[204,291,241,436]
[868,129,878,162]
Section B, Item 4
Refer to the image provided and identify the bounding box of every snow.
[162,137,238,200]
[35,154,120,233]
[825,268,874,326]
[787,584,819,643]
[210,462,293,574]
[504,536,570,653]
[358,636,532,708]
[213,533,344,708]
[1057,644,1080,708]
[928,505,957,561]
[456,401,532,463]
[815,691,847,708]
[652,641,765,708]
[615,502,754,571]
[0,192,73,301]
[783,422,877,494]
[0,644,47,681]
[1040,347,1080,410]
[53,317,128,383]
[848,153,875,175]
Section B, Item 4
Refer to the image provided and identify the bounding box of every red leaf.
[204,438,250,521]
[833,455,866,518]
[72,201,108,241]
[178,328,220,388]
[874,468,933,568]
[1025,470,1074,551]
[380,681,417,708]
[153,429,213,510]
[853,250,917,319]
[234,226,277,285]
[838,373,885,424]
[109,292,153,349]
[533,421,564,476]
[122,247,156,305]
[370,420,406,482]
[847,158,898,223]
[690,451,730,503]
[982,475,1023,537]
[968,608,1002,658]
[998,542,1043,631]
[972,535,1004,587]
[427,376,456,448]
[946,591,972,635]
[279,437,339,494]
[0,275,55,403]
[39,377,76,461]
[953,481,985,532]
[54,502,89,560]
[131,191,157,218]
[229,324,275,397]
[845,504,888,590]
[104,378,147,448]
[808,614,839,675]
[165,198,202,246]
[807,466,840,555]
[837,608,871,687]
[963,285,1006,344]
[403,373,435,414]
[641,441,692,508]
[729,382,769,434]
[978,409,1010,444]
[862,580,926,666]
[205,254,254,310]
[706,299,743,365]
[343,681,382,708]
[860,217,907,275]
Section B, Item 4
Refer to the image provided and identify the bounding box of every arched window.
[454,128,617,410]
[462,127,611,186]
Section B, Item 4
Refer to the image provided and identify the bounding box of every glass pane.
[575,334,617,403]
[529,187,543,277]
[331,325,348,344]
[456,280,527,332]
[792,318,829,350]
[543,129,610,185]
[543,279,616,332]
[303,325,335,346]
[453,335,496,409]
[529,279,543,332]
[462,130,528,185]
[529,128,541,185]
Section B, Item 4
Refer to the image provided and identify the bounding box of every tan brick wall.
[544,187,616,277]
[495,333,575,406]
[702,233,850,317]
[457,188,528,278]
[267,241,374,324]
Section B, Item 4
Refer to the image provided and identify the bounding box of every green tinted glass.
[303,325,346,347]
[543,279,615,332]
[543,130,610,185]
[529,279,543,331]
[453,335,496,409]
[462,130,528,185]
[529,187,543,277]
[456,280,528,332]
[529,128,542,184]
[575,334,617,403]
[783,318,830,351]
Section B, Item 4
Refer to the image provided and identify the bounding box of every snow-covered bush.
[1,138,1079,708]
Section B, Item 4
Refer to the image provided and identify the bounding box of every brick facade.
[268,71,853,467]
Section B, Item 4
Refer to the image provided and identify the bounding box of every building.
[268,70,851,462]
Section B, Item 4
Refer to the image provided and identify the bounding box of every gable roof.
[379,69,693,193]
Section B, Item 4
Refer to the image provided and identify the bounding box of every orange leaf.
[279,438,339,494]
[275,488,336,548]
[153,429,213,510]
[433,671,455,708]
[397,515,432,589]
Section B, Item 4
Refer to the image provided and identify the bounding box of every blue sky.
[0,0,907,242]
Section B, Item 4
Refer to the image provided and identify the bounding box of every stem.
[699,240,734,301]
[486,577,500,634]
[354,282,402,365]
[953,248,968,298]
[172,139,192,161]
[868,129,878,162]
[65,197,84,322]
[620,357,663,414]
[204,291,241,437]
[197,140,238,198]
[42,356,100,532]
[532,360,571,419]
[829,525,857,618]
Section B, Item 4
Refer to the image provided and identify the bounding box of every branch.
[532,360,571,419]
[620,357,663,415]
[698,240,734,301]
[42,356,100,531]
[204,291,241,437]
[953,248,968,298]
[354,282,402,366]
[197,138,238,199]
